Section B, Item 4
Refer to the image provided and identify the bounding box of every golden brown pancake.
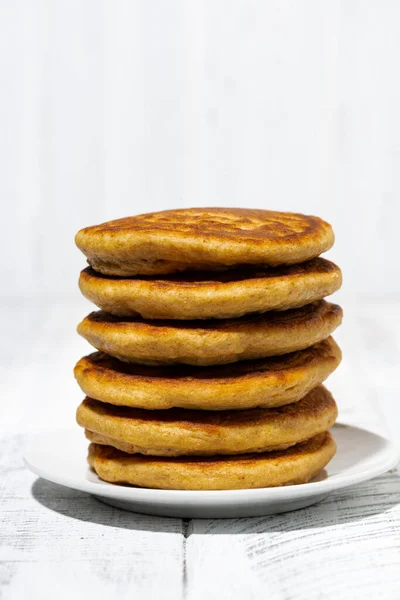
[75,208,334,276]
[77,386,338,456]
[78,258,342,320]
[77,300,343,366]
[74,337,341,410]
[87,432,336,490]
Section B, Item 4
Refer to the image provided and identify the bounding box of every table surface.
[1,300,400,600]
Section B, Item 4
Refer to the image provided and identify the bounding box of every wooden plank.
[0,436,185,600]
[2,302,400,598]
[186,470,400,600]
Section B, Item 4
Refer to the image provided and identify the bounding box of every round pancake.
[77,300,343,366]
[75,208,334,276]
[78,258,342,320]
[77,386,338,456]
[87,432,336,490]
[74,337,341,410]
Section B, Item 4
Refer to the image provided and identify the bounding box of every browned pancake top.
[76,208,335,275]
[77,208,332,246]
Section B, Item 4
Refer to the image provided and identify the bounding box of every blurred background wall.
[1,0,399,302]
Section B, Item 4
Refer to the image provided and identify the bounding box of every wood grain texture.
[1,300,400,598]
[2,2,400,595]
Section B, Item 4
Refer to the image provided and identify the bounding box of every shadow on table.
[31,478,181,532]
[31,472,400,534]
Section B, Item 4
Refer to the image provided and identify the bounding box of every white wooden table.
[1,300,400,599]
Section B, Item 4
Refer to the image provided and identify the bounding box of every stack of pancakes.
[74,208,343,490]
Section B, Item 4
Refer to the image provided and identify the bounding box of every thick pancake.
[74,338,341,410]
[77,300,343,366]
[78,258,342,320]
[75,208,334,276]
[87,432,336,490]
[77,386,338,456]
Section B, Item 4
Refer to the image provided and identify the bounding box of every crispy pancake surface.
[77,386,338,456]
[74,337,341,410]
[87,432,336,490]
[75,208,334,276]
[79,258,342,320]
[77,300,343,366]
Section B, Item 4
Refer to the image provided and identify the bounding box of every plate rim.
[24,423,400,504]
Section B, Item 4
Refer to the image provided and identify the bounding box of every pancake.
[75,208,334,276]
[87,432,336,490]
[74,337,341,410]
[78,258,342,320]
[77,300,343,366]
[77,386,338,456]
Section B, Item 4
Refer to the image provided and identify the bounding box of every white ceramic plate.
[24,424,400,518]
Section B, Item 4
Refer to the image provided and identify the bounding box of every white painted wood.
[1,301,400,598]
[0,438,185,600]
[187,471,400,600]
[1,1,400,595]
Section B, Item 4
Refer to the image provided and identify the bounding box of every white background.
[1,4,400,598]
[0,0,398,441]
[1,0,400,303]
[1,0,399,435]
